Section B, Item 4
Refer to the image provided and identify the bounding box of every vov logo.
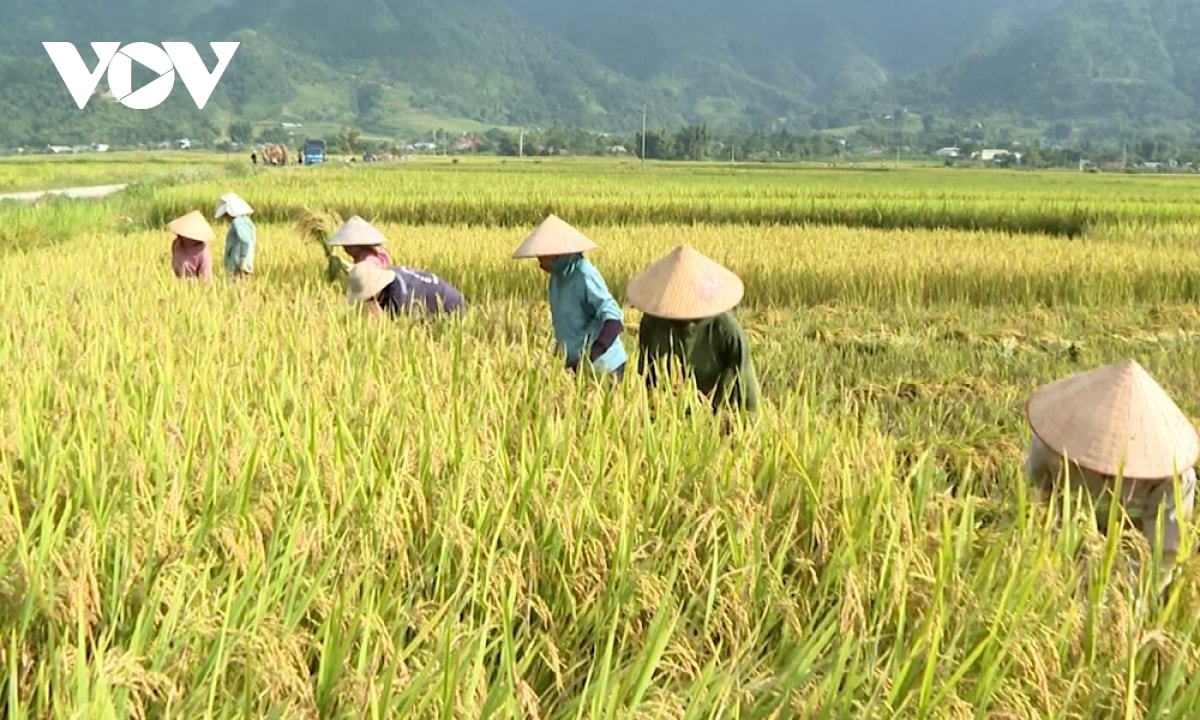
[42,41,240,110]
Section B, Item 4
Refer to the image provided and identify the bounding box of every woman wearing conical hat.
[325,217,454,310]
[344,259,466,317]
[167,210,214,282]
[214,192,256,279]
[326,215,394,277]
[626,245,759,413]
[1024,359,1198,586]
[512,214,627,379]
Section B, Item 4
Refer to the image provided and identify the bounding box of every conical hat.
[625,245,744,320]
[214,192,253,218]
[345,261,397,304]
[1026,359,1200,478]
[167,210,215,243]
[327,215,387,247]
[511,214,597,258]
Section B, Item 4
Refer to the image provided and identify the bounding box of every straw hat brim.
[625,245,744,320]
[328,216,387,247]
[167,211,215,243]
[214,193,253,218]
[1026,359,1200,479]
[512,213,598,258]
[345,265,396,304]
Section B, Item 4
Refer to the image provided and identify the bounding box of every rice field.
[3,155,1200,718]
[131,159,1200,235]
[0,151,232,194]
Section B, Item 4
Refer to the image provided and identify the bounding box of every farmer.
[511,214,626,380]
[167,210,214,282]
[321,215,396,283]
[344,261,466,317]
[214,192,256,278]
[627,245,759,413]
[1024,359,1198,590]
[326,215,393,269]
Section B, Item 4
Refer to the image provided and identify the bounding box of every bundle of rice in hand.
[298,207,351,283]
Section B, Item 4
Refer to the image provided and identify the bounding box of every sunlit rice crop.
[3,160,1200,716]
[126,158,1200,236]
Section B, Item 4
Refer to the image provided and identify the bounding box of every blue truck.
[302,138,326,164]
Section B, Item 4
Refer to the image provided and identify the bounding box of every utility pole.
[895,111,901,168]
[640,105,647,167]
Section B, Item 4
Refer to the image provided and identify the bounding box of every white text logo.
[43,41,239,110]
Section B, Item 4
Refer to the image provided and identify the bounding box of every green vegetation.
[2,0,1198,148]
[3,155,1200,716]
[892,0,1200,125]
[0,151,235,192]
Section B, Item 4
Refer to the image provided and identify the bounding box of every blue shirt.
[547,254,626,373]
[223,215,255,274]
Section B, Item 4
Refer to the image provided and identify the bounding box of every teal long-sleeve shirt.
[223,215,256,274]
[547,254,627,373]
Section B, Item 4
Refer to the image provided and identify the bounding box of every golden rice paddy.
[1,155,1199,718]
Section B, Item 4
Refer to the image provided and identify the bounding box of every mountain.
[0,0,1197,148]
[191,0,677,127]
[502,0,1068,102]
[894,0,1200,125]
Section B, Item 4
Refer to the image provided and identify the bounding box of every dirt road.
[0,183,128,203]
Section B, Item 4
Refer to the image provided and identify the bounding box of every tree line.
[328,123,1200,168]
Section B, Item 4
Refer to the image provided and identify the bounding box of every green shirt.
[636,311,760,412]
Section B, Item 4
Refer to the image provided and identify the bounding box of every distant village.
[13,124,1199,173]
[930,145,1193,172]
[27,134,480,157]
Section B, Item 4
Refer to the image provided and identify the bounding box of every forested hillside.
[889,0,1200,128]
[0,0,1196,147]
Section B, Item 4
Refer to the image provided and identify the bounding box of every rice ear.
[297,207,345,257]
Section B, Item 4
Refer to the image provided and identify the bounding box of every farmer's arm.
[1142,468,1196,582]
[1023,435,1060,500]
[199,249,213,282]
[637,315,664,389]
[718,314,759,412]
[325,254,348,282]
[581,266,624,361]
